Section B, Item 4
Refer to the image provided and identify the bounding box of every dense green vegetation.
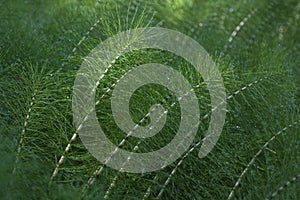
[0,0,299,199]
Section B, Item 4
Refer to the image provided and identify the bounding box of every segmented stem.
[155,76,272,198]
[266,173,300,200]
[227,120,300,199]
[51,40,130,180]
[13,89,37,174]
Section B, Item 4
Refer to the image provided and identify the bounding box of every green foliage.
[0,0,299,199]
